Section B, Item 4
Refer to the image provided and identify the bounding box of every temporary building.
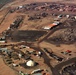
[0,41,5,43]
[18,6,23,9]
[26,60,35,67]
[66,15,70,18]
[44,21,60,30]
[44,26,51,30]
[53,21,60,25]
[74,16,76,19]
[44,23,57,30]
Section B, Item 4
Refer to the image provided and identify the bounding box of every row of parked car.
[43,48,63,61]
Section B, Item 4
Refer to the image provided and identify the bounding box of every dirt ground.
[40,41,76,66]
[0,56,17,75]
[0,0,76,33]
[0,0,76,75]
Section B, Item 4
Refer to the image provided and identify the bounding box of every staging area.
[0,0,76,75]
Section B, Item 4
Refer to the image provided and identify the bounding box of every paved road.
[54,57,76,71]
[1,22,76,75]
[31,46,61,75]
[2,41,76,75]
[37,25,76,75]
[0,1,76,75]
[33,46,76,75]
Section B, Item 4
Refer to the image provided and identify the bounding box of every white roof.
[44,26,51,29]
[19,6,23,8]
[26,60,35,67]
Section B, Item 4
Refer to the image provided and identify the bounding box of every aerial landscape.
[0,0,76,75]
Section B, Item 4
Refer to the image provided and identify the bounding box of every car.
[43,48,47,52]
[66,50,72,53]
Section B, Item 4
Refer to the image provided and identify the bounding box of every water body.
[0,0,13,8]
[0,0,12,4]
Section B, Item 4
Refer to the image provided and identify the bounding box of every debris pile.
[47,27,76,44]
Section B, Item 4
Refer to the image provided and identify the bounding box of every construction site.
[0,0,76,75]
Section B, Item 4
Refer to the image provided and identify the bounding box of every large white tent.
[26,60,35,67]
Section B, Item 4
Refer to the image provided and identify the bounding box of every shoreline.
[0,0,14,9]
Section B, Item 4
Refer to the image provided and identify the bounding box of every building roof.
[26,60,35,67]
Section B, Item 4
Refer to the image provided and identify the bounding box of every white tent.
[26,60,35,67]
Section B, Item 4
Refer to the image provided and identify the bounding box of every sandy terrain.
[0,56,16,75]
[0,0,76,75]
[40,41,76,60]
